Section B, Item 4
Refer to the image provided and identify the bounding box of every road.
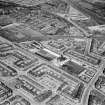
[69,0,105,24]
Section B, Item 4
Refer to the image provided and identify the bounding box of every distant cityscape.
[0,0,105,105]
